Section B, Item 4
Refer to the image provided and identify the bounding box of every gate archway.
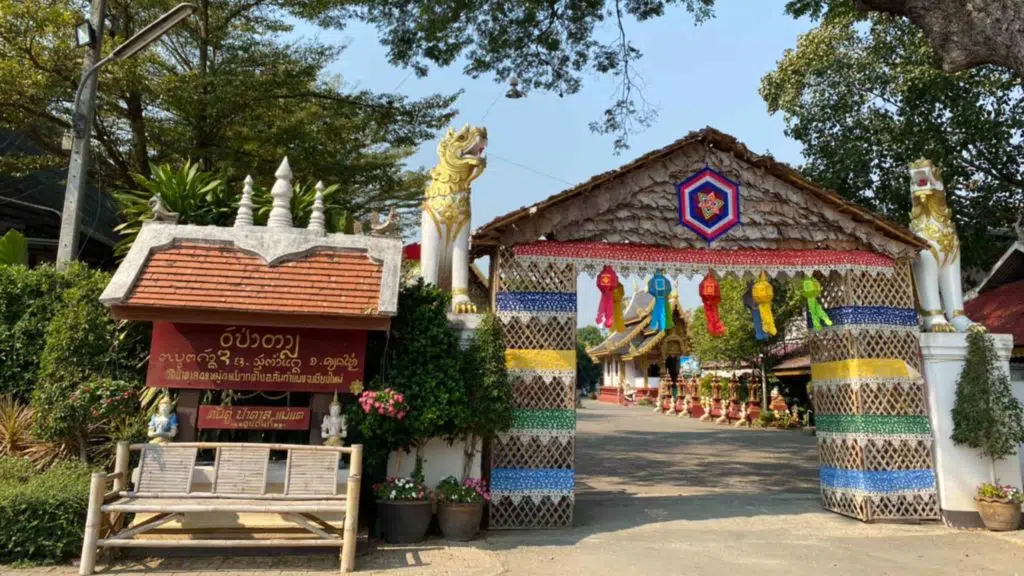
[473,128,937,528]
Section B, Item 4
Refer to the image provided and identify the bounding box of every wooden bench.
[79,441,362,575]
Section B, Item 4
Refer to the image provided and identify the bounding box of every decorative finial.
[148,194,179,224]
[308,180,326,233]
[267,157,293,229]
[235,175,254,227]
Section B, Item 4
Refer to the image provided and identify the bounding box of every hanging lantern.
[752,271,777,336]
[647,269,673,332]
[611,283,626,333]
[699,272,726,336]
[743,282,766,341]
[595,265,619,329]
[802,276,833,331]
[665,291,677,331]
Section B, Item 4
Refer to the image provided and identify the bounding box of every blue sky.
[293,3,815,325]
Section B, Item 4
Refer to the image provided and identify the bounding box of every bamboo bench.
[79,441,363,575]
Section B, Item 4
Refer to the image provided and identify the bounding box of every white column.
[920,332,1019,527]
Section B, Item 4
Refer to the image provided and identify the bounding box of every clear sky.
[292,3,815,326]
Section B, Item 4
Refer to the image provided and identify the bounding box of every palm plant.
[0,395,33,457]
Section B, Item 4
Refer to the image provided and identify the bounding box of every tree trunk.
[462,433,477,480]
[195,0,213,167]
[856,0,1024,75]
[77,431,89,465]
[125,91,149,176]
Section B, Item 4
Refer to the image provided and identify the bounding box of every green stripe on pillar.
[816,414,931,435]
[512,409,576,430]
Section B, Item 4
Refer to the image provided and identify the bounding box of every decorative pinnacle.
[308,180,326,233]
[234,175,255,227]
[267,157,293,229]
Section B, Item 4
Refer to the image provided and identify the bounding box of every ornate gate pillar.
[489,247,577,528]
[809,266,939,521]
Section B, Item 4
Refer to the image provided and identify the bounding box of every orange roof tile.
[124,243,383,317]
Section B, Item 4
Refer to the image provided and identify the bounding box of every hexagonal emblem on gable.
[676,167,741,243]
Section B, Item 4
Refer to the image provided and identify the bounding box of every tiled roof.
[965,279,1024,346]
[126,243,383,316]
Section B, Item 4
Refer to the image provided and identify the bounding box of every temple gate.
[473,127,939,527]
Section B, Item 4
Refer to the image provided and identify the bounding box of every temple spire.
[234,175,254,227]
[267,157,293,229]
[308,181,326,233]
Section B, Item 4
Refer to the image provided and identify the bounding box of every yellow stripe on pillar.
[811,359,910,382]
[505,349,576,372]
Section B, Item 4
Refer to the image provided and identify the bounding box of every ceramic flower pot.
[976,498,1022,531]
[377,500,433,543]
[437,501,484,541]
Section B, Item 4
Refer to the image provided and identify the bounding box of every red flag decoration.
[699,273,727,337]
[676,167,741,244]
[595,265,620,329]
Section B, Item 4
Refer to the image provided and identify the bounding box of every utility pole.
[56,0,107,269]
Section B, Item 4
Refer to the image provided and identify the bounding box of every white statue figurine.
[908,159,984,333]
[420,124,488,313]
[147,394,178,444]
[321,393,347,447]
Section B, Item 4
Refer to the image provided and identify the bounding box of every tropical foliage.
[458,314,514,478]
[951,331,1024,463]
[576,326,604,392]
[0,230,27,266]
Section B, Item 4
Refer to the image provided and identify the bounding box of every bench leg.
[340,444,362,573]
[79,473,106,575]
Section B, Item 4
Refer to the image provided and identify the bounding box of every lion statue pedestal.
[908,159,984,334]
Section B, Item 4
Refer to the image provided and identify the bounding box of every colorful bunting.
[699,272,726,336]
[801,276,833,331]
[752,271,777,336]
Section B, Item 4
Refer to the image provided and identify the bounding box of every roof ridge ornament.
[267,157,293,229]
[308,180,326,234]
[234,175,254,228]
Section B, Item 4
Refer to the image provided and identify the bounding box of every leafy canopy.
[760,7,1024,274]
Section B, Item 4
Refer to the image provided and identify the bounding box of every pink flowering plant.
[358,388,408,420]
[69,378,139,421]
[373,476,430,502]
[435,475,491,504]
[977,482,1024,503]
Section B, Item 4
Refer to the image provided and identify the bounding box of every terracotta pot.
[437,501,484,541]
[976,498,1022,531]
[377,500,433,543]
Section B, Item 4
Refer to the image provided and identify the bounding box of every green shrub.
[0,457,91,564]
[951,331,1024,462]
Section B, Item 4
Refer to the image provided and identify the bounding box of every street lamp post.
[56,3,197,269]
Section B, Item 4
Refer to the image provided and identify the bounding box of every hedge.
[0,457,91,564]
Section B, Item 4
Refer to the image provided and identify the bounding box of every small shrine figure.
[321,393,348,447]
[147,393,178,444]
[769,386,789,418]
[789,405,803,428]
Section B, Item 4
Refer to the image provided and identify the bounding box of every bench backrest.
[131,442,348,497]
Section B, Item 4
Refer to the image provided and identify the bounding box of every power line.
[488,153,573,186]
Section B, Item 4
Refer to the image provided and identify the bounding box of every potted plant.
[435,476,491,541]
[976,483,1024,531]
[373,474,433,543]
[951,331,1024,530]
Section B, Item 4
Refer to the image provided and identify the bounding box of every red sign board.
[197,405,311,431]
[146,322,366,393]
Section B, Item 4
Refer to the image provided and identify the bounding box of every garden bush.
[0,457,91,564]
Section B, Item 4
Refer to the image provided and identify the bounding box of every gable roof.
[972,241,1024,295]
[472,127,926,258]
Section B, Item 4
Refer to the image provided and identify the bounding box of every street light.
[57,3,198,268]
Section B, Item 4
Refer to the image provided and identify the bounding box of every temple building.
[588,284,690,403]
[965,234,1024,380]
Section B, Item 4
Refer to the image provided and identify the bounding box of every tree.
[951,331,1024,480]
[458,314,514,479]
[786,0,1024,76]
[688,276,803,371]
[760,9,1024,274]
[576,326,604,393]
[0,0,458,225]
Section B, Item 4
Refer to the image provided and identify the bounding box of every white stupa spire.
[308,180,326,233]
[267,157,293,229]
[234,175,254,227]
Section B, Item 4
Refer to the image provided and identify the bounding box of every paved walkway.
[5,401,1023,575]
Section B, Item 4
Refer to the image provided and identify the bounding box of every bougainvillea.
[357,388,408,421]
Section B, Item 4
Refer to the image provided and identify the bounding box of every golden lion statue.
[909,159,984,333]
[420,124,488,313]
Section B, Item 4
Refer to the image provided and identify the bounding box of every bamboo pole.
[113,442,130,492]
[78,473,107,575]
[341,444,363,573]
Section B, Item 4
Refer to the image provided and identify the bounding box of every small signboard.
[146,322,366,392]
[197,405,311,430]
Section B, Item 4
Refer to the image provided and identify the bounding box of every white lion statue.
[908,159,984,333]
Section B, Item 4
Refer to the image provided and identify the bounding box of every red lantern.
[699,272,727,336]
[596,265,619,329]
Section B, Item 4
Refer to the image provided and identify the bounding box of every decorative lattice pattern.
[809,329,921,371]
[493,435,574,469]
[821,488,869,520]
[488,495,573,529]
[818,437,933,471]
[824,488,940,522]
[497,247,576,293]
[817,267,915,309]
[502,315,576,350]
[511,374,576,410]
[812,381,927,416]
